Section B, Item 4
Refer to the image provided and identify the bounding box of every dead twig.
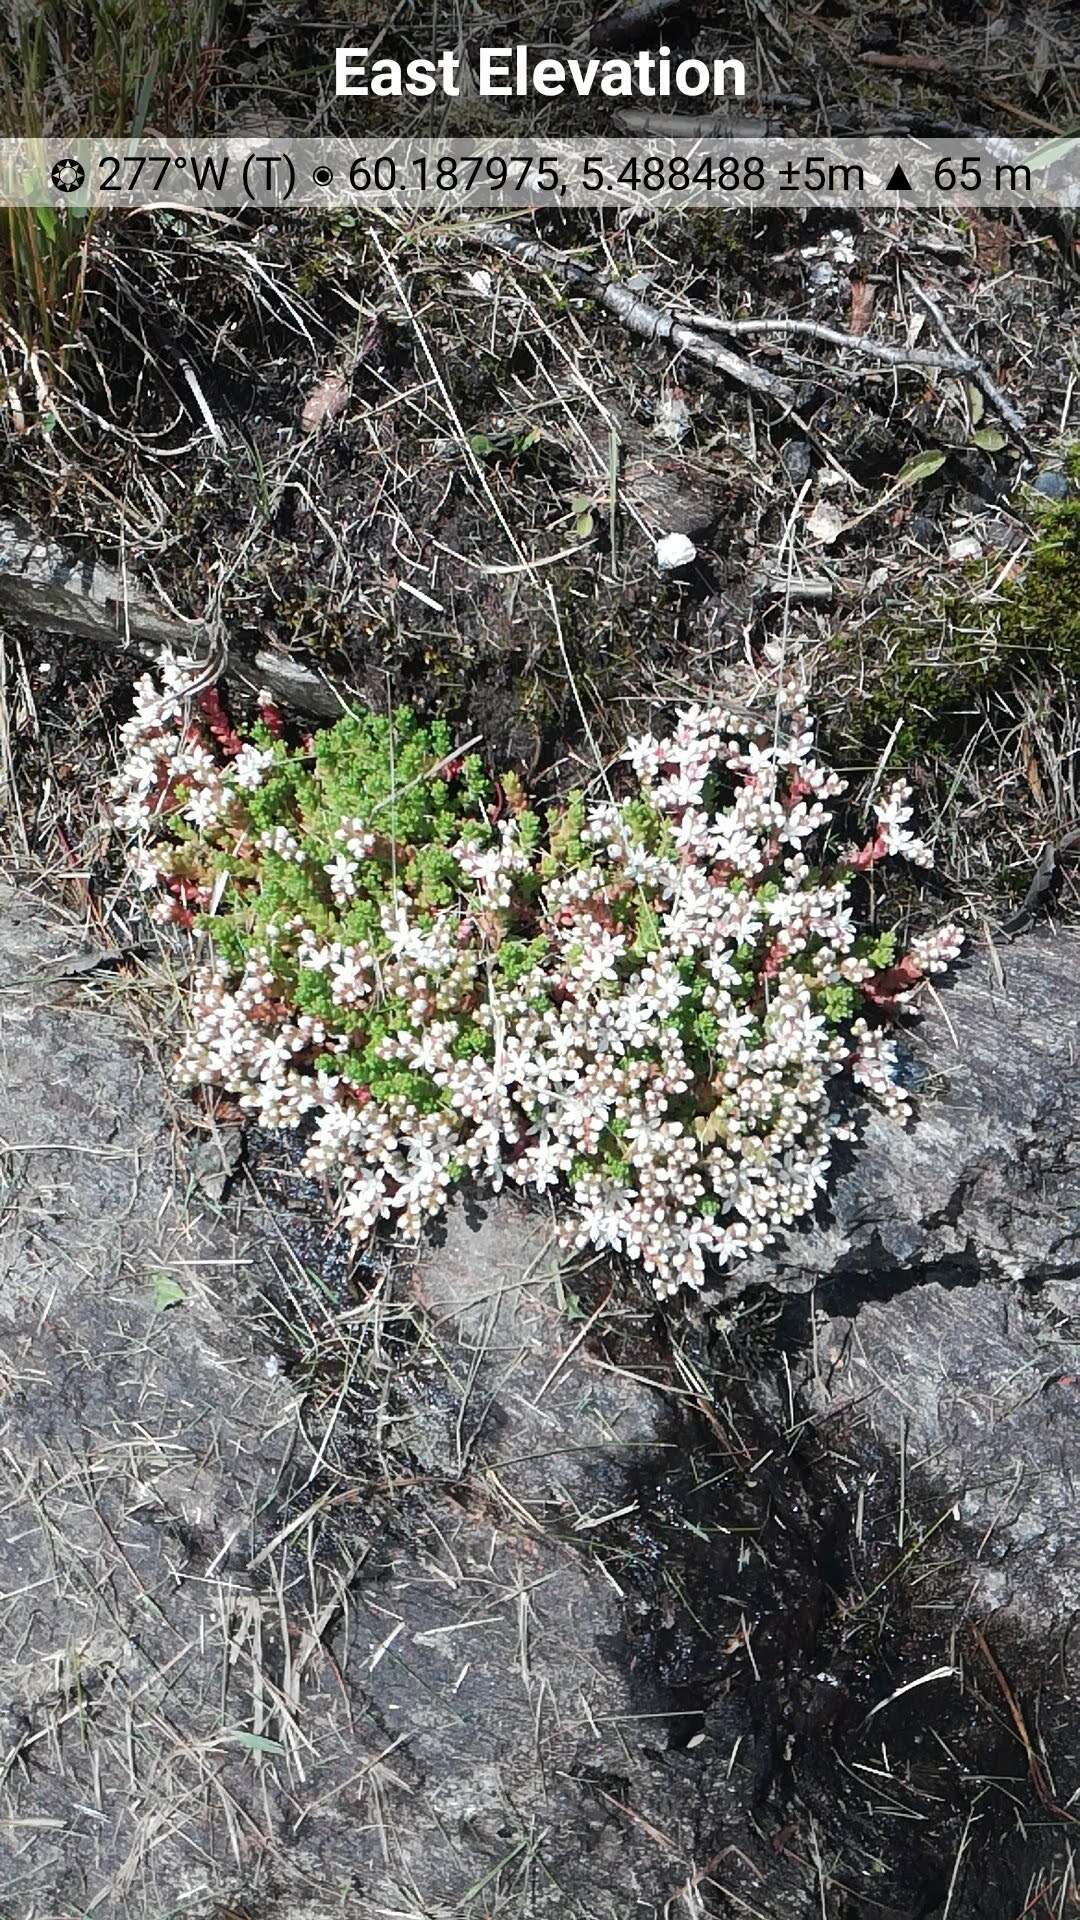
[994,828,1080,937]
[674,310,984,377]
[466,225,796,407]
[860,51,946,75]
[904,275,1029,442]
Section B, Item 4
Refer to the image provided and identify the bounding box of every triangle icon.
[886,162,912,191]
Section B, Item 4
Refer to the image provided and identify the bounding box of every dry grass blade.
[970,1626,1079,1826]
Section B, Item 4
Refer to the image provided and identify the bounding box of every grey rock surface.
[0,889,308,1917]
[1031,469,1070,500]
[262,1192,827,1918]
[800,1275,1080,1632]
[744,930,1080,1642]
[0,889,820,1920]
[732,932,1080,1295]
[2,883,1078,1920]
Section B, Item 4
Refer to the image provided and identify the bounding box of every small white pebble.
[655,532,697,571]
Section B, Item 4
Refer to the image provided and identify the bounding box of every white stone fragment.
[654,532,697,570]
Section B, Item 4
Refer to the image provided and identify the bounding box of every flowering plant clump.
[113,657,962,1298]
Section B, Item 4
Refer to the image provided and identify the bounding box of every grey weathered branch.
[467,224,796,407]
[0,514,348,720]
[904,275,1029,440]
[674,310,983,375]
[673,289,1030,440]
[995,829,1080,937]
[614,108,772,137]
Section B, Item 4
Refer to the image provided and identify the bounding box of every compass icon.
[50,157,85,193]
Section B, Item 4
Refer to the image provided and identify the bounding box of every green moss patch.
[834,489,1080,767]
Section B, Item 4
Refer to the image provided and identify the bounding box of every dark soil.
[7,196,1080,927]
